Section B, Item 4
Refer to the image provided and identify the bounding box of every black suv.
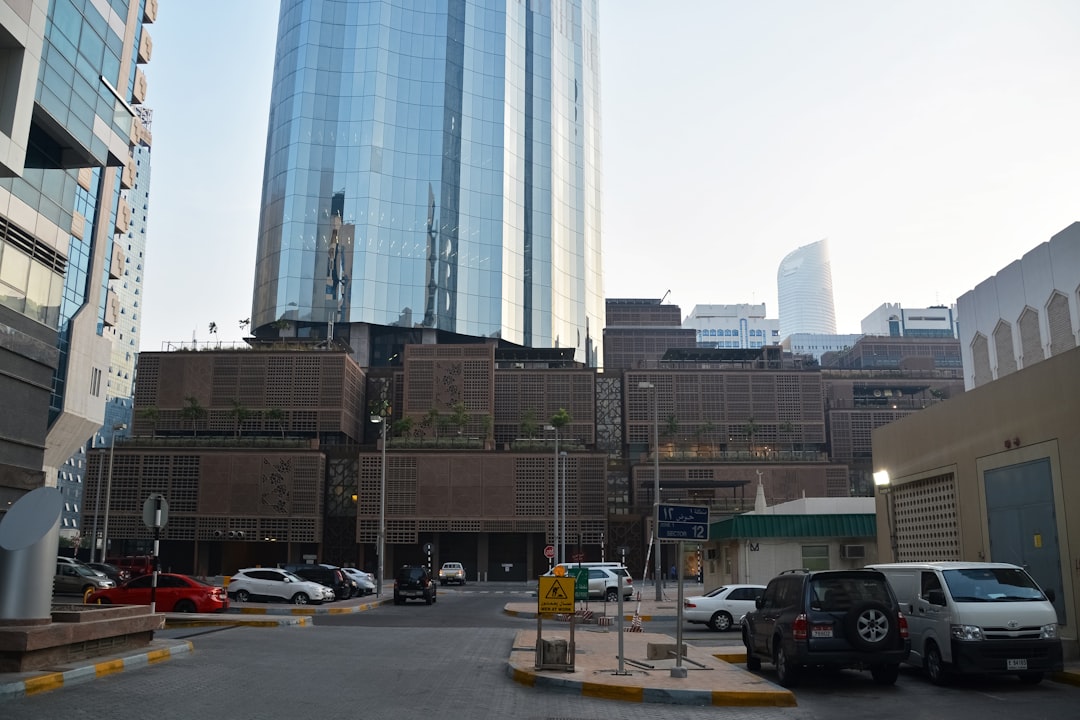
[394,565,437,605]
[743,569,910,687]
[282,564,353,600]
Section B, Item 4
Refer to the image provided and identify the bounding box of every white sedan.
[683,584,765,632]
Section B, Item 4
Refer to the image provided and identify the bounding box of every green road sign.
[565,567,588,601]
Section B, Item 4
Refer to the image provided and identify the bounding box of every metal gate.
[985,458,1066,625]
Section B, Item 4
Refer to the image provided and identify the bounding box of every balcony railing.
[642,448,829,463]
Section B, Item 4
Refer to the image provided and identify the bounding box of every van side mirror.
[927,588,946,606]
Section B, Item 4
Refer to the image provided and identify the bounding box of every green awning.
[709,514,876,540]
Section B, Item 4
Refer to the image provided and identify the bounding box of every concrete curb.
[226,597,390,616]
[0,640,194,701]
[505,662,797,707]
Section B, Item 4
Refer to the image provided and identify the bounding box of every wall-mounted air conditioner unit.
[841,544,866,559]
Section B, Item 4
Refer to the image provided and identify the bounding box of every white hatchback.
[684,584,766,631]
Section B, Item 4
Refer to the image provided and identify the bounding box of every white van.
[867,562,1063,684]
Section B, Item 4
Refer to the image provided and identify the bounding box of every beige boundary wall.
[872,346,1080,659]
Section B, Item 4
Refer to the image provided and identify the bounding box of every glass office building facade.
[777,239,838,342]
[252,0,603,367]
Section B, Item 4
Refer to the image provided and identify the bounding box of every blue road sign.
[657,503,709,541]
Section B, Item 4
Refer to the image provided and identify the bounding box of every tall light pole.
[638,381,662,600]
[88,434,103,561]
[371,412,388,596]
[100,422,127,563]
[545,424,559,565]
[560,450,568,565]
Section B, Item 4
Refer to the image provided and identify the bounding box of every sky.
[138,0,1080,351]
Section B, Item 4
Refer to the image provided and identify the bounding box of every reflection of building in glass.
[0,2,153,518]
[251,0,604,368]
[777,239,837,341]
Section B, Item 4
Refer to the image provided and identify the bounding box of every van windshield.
[942,567,1047,602]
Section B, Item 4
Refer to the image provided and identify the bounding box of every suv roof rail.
[779,568,811,575]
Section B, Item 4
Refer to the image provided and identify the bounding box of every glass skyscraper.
[251,0,603,367]
[777,238,838,341]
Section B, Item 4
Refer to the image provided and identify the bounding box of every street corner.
[0,640,194,701]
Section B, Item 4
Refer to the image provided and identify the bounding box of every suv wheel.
[605,587,618,602]
[845,602,895,651]
[774,643,800,687]
[235,589,251,603]
[743,628,762,671]
[709,610,733,632]
[291,592,310,605]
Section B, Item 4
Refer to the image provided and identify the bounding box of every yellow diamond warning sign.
[537,575,575,613]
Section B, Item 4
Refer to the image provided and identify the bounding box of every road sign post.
[142,494,169,612]
[657,503,709,541]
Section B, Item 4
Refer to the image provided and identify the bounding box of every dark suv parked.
[743,568,910,687]
[282,564,353,600]
[394,565,437,605]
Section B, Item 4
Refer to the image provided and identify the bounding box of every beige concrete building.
[872,345,1080,659]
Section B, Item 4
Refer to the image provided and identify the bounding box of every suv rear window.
[810,575,892,611]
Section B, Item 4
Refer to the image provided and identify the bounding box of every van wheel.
[1017,672,1044,685]
[774,644,800,687]
[924,641,949,685]
[709,611,733,632]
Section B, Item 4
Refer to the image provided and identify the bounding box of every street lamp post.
[371,413,388,596]
[544,424,560,564]
[638,381,662,601]
[99,422,127,564]
[560,450,568,565]
[88,435,103,561]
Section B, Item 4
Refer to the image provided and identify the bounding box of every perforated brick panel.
[893,473,960,561]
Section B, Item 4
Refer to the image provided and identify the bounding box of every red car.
[87,573,230,613]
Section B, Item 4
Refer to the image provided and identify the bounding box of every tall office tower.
[251,0,604,367]
[0,0,155,517]
[55,108,154,537]
[777,239,837,341]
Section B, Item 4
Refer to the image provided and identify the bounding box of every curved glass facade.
[777,239,837,340]
[252,0,603,366]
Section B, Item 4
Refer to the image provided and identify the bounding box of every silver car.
[55,561,115,597]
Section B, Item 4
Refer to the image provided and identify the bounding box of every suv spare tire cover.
[844,601,896,651]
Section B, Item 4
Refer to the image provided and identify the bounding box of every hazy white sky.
[139,0,1080,351]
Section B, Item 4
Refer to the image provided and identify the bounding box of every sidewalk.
[503,595,1080,705]
[503,591,796,707]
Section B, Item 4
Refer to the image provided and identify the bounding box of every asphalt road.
[6,586,1077,719]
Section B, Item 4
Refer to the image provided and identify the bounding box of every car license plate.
[1007,658,1028,670]
[811,625,833,638]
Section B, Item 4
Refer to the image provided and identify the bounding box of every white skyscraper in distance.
[777,239,838,341]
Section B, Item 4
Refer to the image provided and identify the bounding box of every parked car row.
[728,561,1063,689]
[226,564,377,605]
